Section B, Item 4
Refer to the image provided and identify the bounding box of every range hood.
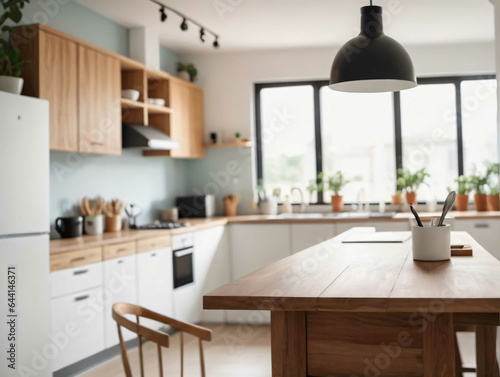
[122,123,179,150]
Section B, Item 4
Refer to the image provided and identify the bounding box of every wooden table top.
[204,231,500,313]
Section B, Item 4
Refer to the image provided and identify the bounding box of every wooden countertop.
[50,211,500,254]
[204,231,500,313]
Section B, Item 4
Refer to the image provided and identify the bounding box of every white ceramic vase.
[177,71,190,82]
[411,224,451,261]
[0,76,23,95]
[259,197,278,215]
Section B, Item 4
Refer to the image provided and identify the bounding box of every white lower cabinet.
[194,226,230,323]
[335,220,410,234]
[227,224,291,324]
[103,254,137,348]
[291,224,336,254]
[137,248,173,330]
[51,287,105,371]
[455,219,500,260]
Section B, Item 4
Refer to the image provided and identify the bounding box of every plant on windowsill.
[453,175,472,211]
[307,172,324,204]
[469,171,489,212]
[391,190,402,205]
[396,168,430,206]
[486,162,500,211]
[327,171,359,213]
[0,0,31,95]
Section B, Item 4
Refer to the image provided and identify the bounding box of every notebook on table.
[341,232,412,244]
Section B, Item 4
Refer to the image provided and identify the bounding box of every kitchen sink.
[274,212,396,220]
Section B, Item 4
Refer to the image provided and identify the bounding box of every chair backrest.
[112,303,212,377]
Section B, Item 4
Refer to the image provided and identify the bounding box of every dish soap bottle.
[282,195,293,214]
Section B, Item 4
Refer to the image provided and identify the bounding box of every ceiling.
[76,0,495,55]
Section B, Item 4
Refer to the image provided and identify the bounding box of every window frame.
[255,74,496,204]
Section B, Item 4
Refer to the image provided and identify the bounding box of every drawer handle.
[74,295,89,302]
[70,257,86,263]
[475,223,490,229]
[91,141,104,146]
[151,253,157,257]
[117,260,124,264]
[117,248,127,253]
[73,269,89,276]
[150,243,157,248]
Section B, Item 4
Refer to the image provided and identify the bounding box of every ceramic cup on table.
[106,215,122,233]
[84,215,104,235]
[55,216,83,238]
[411,224,451,261]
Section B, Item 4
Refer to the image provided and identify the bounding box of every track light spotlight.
[200,28,205,42]
[159,6,167,22]
[213,37,219,48]
[180,18,188,31]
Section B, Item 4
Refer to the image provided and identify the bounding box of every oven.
[172,233,194,289]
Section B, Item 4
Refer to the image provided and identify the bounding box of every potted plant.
[0,0,31,94]
[454,175,471,211]
[469,173,488,211]
[327,171,357,212]
[307,172,324,204]
[396,168,430,205]
[177,62,197,82]
[392,190,402,205]
[486,162,500,211]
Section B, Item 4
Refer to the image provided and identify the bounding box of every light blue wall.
[160,45,180,75]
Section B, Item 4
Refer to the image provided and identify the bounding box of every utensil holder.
[412,224,451,261]
[84,215,104,235]
[106,215,122,233]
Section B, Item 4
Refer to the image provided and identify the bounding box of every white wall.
[181,42,495,214]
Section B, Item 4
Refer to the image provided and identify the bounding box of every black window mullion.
[254,84,264,183]
[455,80,465,176]
[393,92,403,191]
[313,84,324,203]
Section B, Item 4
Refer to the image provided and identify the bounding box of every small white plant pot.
[84,215,104,235]
[177,71,190,82]
[412,224,451,261]
[0,76,23,95]
[259,197,278,215]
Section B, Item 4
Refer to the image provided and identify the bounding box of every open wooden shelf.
[120,98,146,109]
[205,140,252,148]
[147,104,172,114]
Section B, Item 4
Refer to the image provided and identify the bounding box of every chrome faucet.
[291,187,307,213]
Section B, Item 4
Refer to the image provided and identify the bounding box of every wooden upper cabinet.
[12,28,79,151]
[169,79,205,158]
[78,47,121,155]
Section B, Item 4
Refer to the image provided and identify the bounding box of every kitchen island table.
[204,230,500,377]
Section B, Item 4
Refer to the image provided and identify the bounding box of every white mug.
[412,224,451,261]
[84,215,104,235]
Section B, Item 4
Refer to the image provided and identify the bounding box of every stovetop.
[136,221,191,230]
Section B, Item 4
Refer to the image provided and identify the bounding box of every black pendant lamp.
[329,2,417,93]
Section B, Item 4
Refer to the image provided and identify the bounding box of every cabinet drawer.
[137,235,171,253]
[172,232,194,250]
[50,261,103,298]
[50,247,102,272]
[51,287,105,371]
[103,241,136,260]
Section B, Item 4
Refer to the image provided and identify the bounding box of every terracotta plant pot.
[406,192,417,206]
[474,194,488,212]
[487,194,500,211]
[455,194,469,212]
[391,195,402,205]
[331,195,343,213]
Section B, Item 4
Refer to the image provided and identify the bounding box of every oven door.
[173,246,194,289]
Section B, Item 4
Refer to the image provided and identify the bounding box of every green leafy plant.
[176,62,197,81]
[469,173,488,194]
[394,190,402,197]
[396,168,430,193]
[454,175,471,195]
[485,162,500,196]
[327,171,359,196]
[235,132,241,139]
[307,173,324,201]
[272,188,281,199]
[0,0,31,77]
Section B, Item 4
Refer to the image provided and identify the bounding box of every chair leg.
[476,326,500,377]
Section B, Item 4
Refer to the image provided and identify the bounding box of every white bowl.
[121,89,140,101]
[148,98,165,107]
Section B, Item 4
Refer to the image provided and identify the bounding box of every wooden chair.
[112,303,212,377]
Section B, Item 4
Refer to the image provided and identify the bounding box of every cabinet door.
[39,31,79,151]
[291,224,336,254]
[455,219,500,260]
[169,80,205,158]
[78,46,121,155]
[137,248,173,330]
[51,287,105,371]
[103,255,137,348]
[228,224,291,324]
[194,226,230,323]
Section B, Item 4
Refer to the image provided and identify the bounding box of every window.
[255,75,497,204]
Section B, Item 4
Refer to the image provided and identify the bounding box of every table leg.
[423,313,456,377]
[270,311,306,377]
[454,333,463,377]
[476,325,500,377]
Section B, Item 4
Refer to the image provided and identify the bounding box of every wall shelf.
[147,104,172,114]
[120,98,146,109]
[205,140,252,148]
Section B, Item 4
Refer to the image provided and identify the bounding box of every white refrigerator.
[0,92,51,377]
